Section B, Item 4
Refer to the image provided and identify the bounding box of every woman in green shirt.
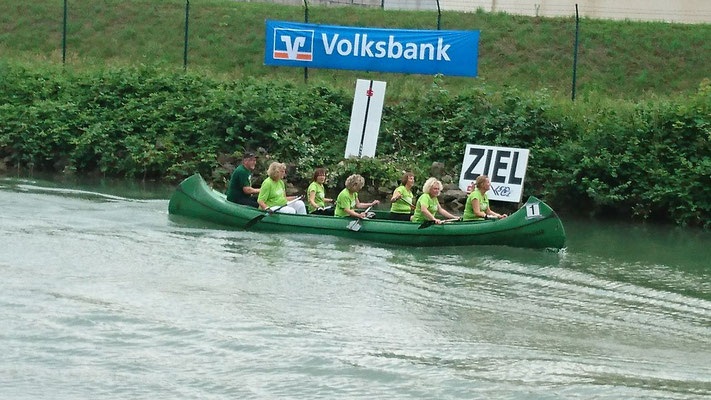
[307,168,334,215]
[335,174,380,218]
[257,162,307,215]
[412,177,459,224]
[462,175,507,221]
[389,172,416,221]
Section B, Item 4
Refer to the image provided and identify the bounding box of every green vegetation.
[1,0,710,99]
[1,65,709,227]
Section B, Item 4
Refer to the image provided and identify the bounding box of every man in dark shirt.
[226,151,260,207]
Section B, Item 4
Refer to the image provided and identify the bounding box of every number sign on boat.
[458,144,530,203]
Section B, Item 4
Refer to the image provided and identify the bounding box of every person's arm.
[390,189,402,203]
[356,199,380,208]
[485,208,507,219]
[257,200,269,211]
[242,186,259,195]
[344,207,366,219]
[420,203,441,224]
[308,190,319,210]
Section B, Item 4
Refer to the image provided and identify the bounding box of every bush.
[1,64,709,227]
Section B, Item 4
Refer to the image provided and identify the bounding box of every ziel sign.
[458,144,530,203]
[265,20,480,77]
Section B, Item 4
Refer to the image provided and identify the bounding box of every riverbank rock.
[430,162,445,179]
[286,182,300,196]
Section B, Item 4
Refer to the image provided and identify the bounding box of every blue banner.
[264,20,479,78]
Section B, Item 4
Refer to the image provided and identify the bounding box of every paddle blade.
[418,220,436,229]
[346,219,362,232]
[243,214,266,229]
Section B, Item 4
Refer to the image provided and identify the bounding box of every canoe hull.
[168,174,566,249]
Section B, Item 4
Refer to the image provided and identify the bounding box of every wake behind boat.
[168,174,566,249]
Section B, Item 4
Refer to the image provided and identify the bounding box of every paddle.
[346,206,373,232]
[244,196,302,229]
[418,217,461,229]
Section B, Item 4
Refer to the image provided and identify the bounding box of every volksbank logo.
[273,28,314,61]
[322,34,452,61]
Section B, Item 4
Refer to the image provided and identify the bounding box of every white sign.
[345,79,386,158]
[458,144,530,203]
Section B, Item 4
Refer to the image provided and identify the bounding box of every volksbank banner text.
[264,20,479,77]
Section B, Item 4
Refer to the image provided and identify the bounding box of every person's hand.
[499,214,508,219]
[371,200,380,206]
[358,212,367,219]
[434,218,443,225]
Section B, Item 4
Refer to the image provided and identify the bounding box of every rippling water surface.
[1,176,710,399]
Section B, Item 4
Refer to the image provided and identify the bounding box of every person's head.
[345,174,365,192]
[423,177,442,197]
[401,172,415,187]
[241,151,257,171]
[267,162,286,181]
[475,175,491,191]
[313,168,327,184]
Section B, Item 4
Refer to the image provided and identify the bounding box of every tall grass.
[1,0,709,100]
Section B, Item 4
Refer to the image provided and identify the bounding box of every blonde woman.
[462,175,507,221]
[411,177,458,224]
[257,162,307,215]
[335,174,380,218]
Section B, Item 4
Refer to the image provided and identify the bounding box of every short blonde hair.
[345,174,365,191]
[267,162,286,180]
[475,175,489,190]
[422,177,442,195]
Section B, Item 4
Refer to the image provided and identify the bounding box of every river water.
[1,175,710,399]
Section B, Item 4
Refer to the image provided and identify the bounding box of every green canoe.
[168,174,566,249]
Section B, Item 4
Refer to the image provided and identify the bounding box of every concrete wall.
[386,0,711,24]
[246,0,711,24]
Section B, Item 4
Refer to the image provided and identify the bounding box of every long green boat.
[169,174,566,249]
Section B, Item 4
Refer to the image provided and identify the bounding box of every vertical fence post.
[304,0,309,83]
[183,0,190,71]
[571,4,580,101]
[62,0,67,65]
[436,0,441,30]
[381,0,384,10]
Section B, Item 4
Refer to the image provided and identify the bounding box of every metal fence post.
[571,4,580,101]
[62,0,67,65]
[436,0,441,30]
[184,0,190,71]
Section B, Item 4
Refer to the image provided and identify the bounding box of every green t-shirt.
[226,164,252,203]
[389,185,414,214]
[412,193,440,222]
[257,177,287,208]
[307,181,326,213]
[462,190,489,221]
[335,188,358,217]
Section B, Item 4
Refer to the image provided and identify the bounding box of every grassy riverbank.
[1,0,710,99]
